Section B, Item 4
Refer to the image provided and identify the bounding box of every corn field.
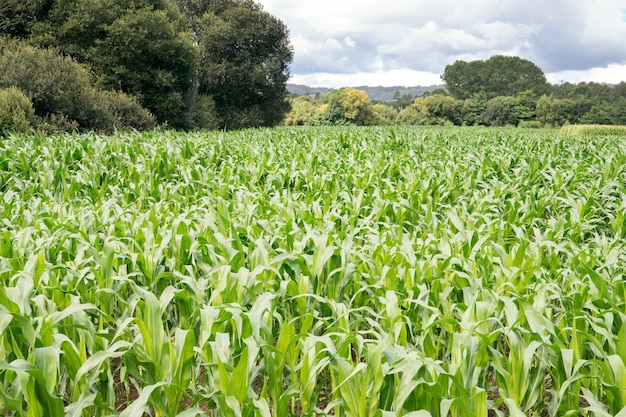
[1,126,626,417]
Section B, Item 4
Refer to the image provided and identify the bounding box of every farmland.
[1,126,626,416]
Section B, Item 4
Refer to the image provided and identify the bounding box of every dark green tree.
[92,9,198,128]
[461,92,488,126]
[188,0,293,129]
[536,95,573,126]
[0,37,155,132]
[482,96,521,126]
[0,0,54,38]
[29,0,198,129]
[442,55,549,100]
[440,59,486,100]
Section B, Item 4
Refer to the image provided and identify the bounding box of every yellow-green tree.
[412,94,462,125]
[323,88,375,125]
[372,103,398,125]
[284,96,321,126]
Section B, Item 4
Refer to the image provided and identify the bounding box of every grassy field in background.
[1,126,626,416]
[561,124,626,137]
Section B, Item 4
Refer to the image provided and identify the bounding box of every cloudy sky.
[255,0,626,87]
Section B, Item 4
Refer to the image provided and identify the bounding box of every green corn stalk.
[490,330,547,413]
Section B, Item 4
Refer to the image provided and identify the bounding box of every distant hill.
[287,83,446,101]
[287,84,334,97]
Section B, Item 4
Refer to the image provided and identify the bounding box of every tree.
[284,96,320,126]
[0,37,155,132]
[372,103,398,125]
[440,59,486,100]
[190,0,293,129]
[29,0,197,129]
[412,94,462,125]
[536,95,570,127]
[397,107,425,125]
[580,102,619,125]
[442,55,549,100]
[4,0,293,131]
[92,9,198,129]
[322,88,375,125]
[482,96,521,126]
[461,93,488,126]
[0,0,53,38]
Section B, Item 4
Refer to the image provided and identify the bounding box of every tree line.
[286,56,626,128]
[0,0,293,134]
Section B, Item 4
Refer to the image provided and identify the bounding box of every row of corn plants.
[1,126,625,416]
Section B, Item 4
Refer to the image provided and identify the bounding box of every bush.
[0,86,35,133]
[482,96,520,126]
[0,37,155,133]
[86,90,156,133]
[0,37,93,122]
[518,120,543,129]
[397,107,426,125]
[0,87,34,133]
[372,103,398,125]
[35,113,79,134]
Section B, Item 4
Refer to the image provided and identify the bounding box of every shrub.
[0,37,93,123]
[86,90,156,133]
[396,107,426,125]
[482,96,520,126]
[518,120,543,129]
[0,86,35,133]
[0,37,155,133]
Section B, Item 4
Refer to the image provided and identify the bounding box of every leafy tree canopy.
[187,0,293,129]
[1,0,293,131]
[442,55,549,100]
[322,88,375,126]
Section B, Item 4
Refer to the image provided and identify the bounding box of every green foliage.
[0,87,35,134]
[536,95,574,127]
[0,37,155,132]
[397,106,426,125]
[92,9,197,129]
[0,0,52,38]
[372,103,399,125]
[517,120,543,129]
[190,94,220,131]
[580,101,625,125]
[2,127,626,416]
[2,0,292,131]
[284,96,322,126]
[482,96,522,126]
[192,0,293,129]
[413,94,462,125]
[85,90,156,133]
[31,1,197,129]
[462,93,488,126]
[561,124,626,136]
[0,36,93,122]
[322,88,376,125]
[442,55,549,100]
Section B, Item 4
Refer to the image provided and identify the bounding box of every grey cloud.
[258,0,626,79]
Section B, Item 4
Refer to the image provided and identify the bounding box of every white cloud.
[290,69,443,88]
[547,64,626,85]
[257,0,626,86]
